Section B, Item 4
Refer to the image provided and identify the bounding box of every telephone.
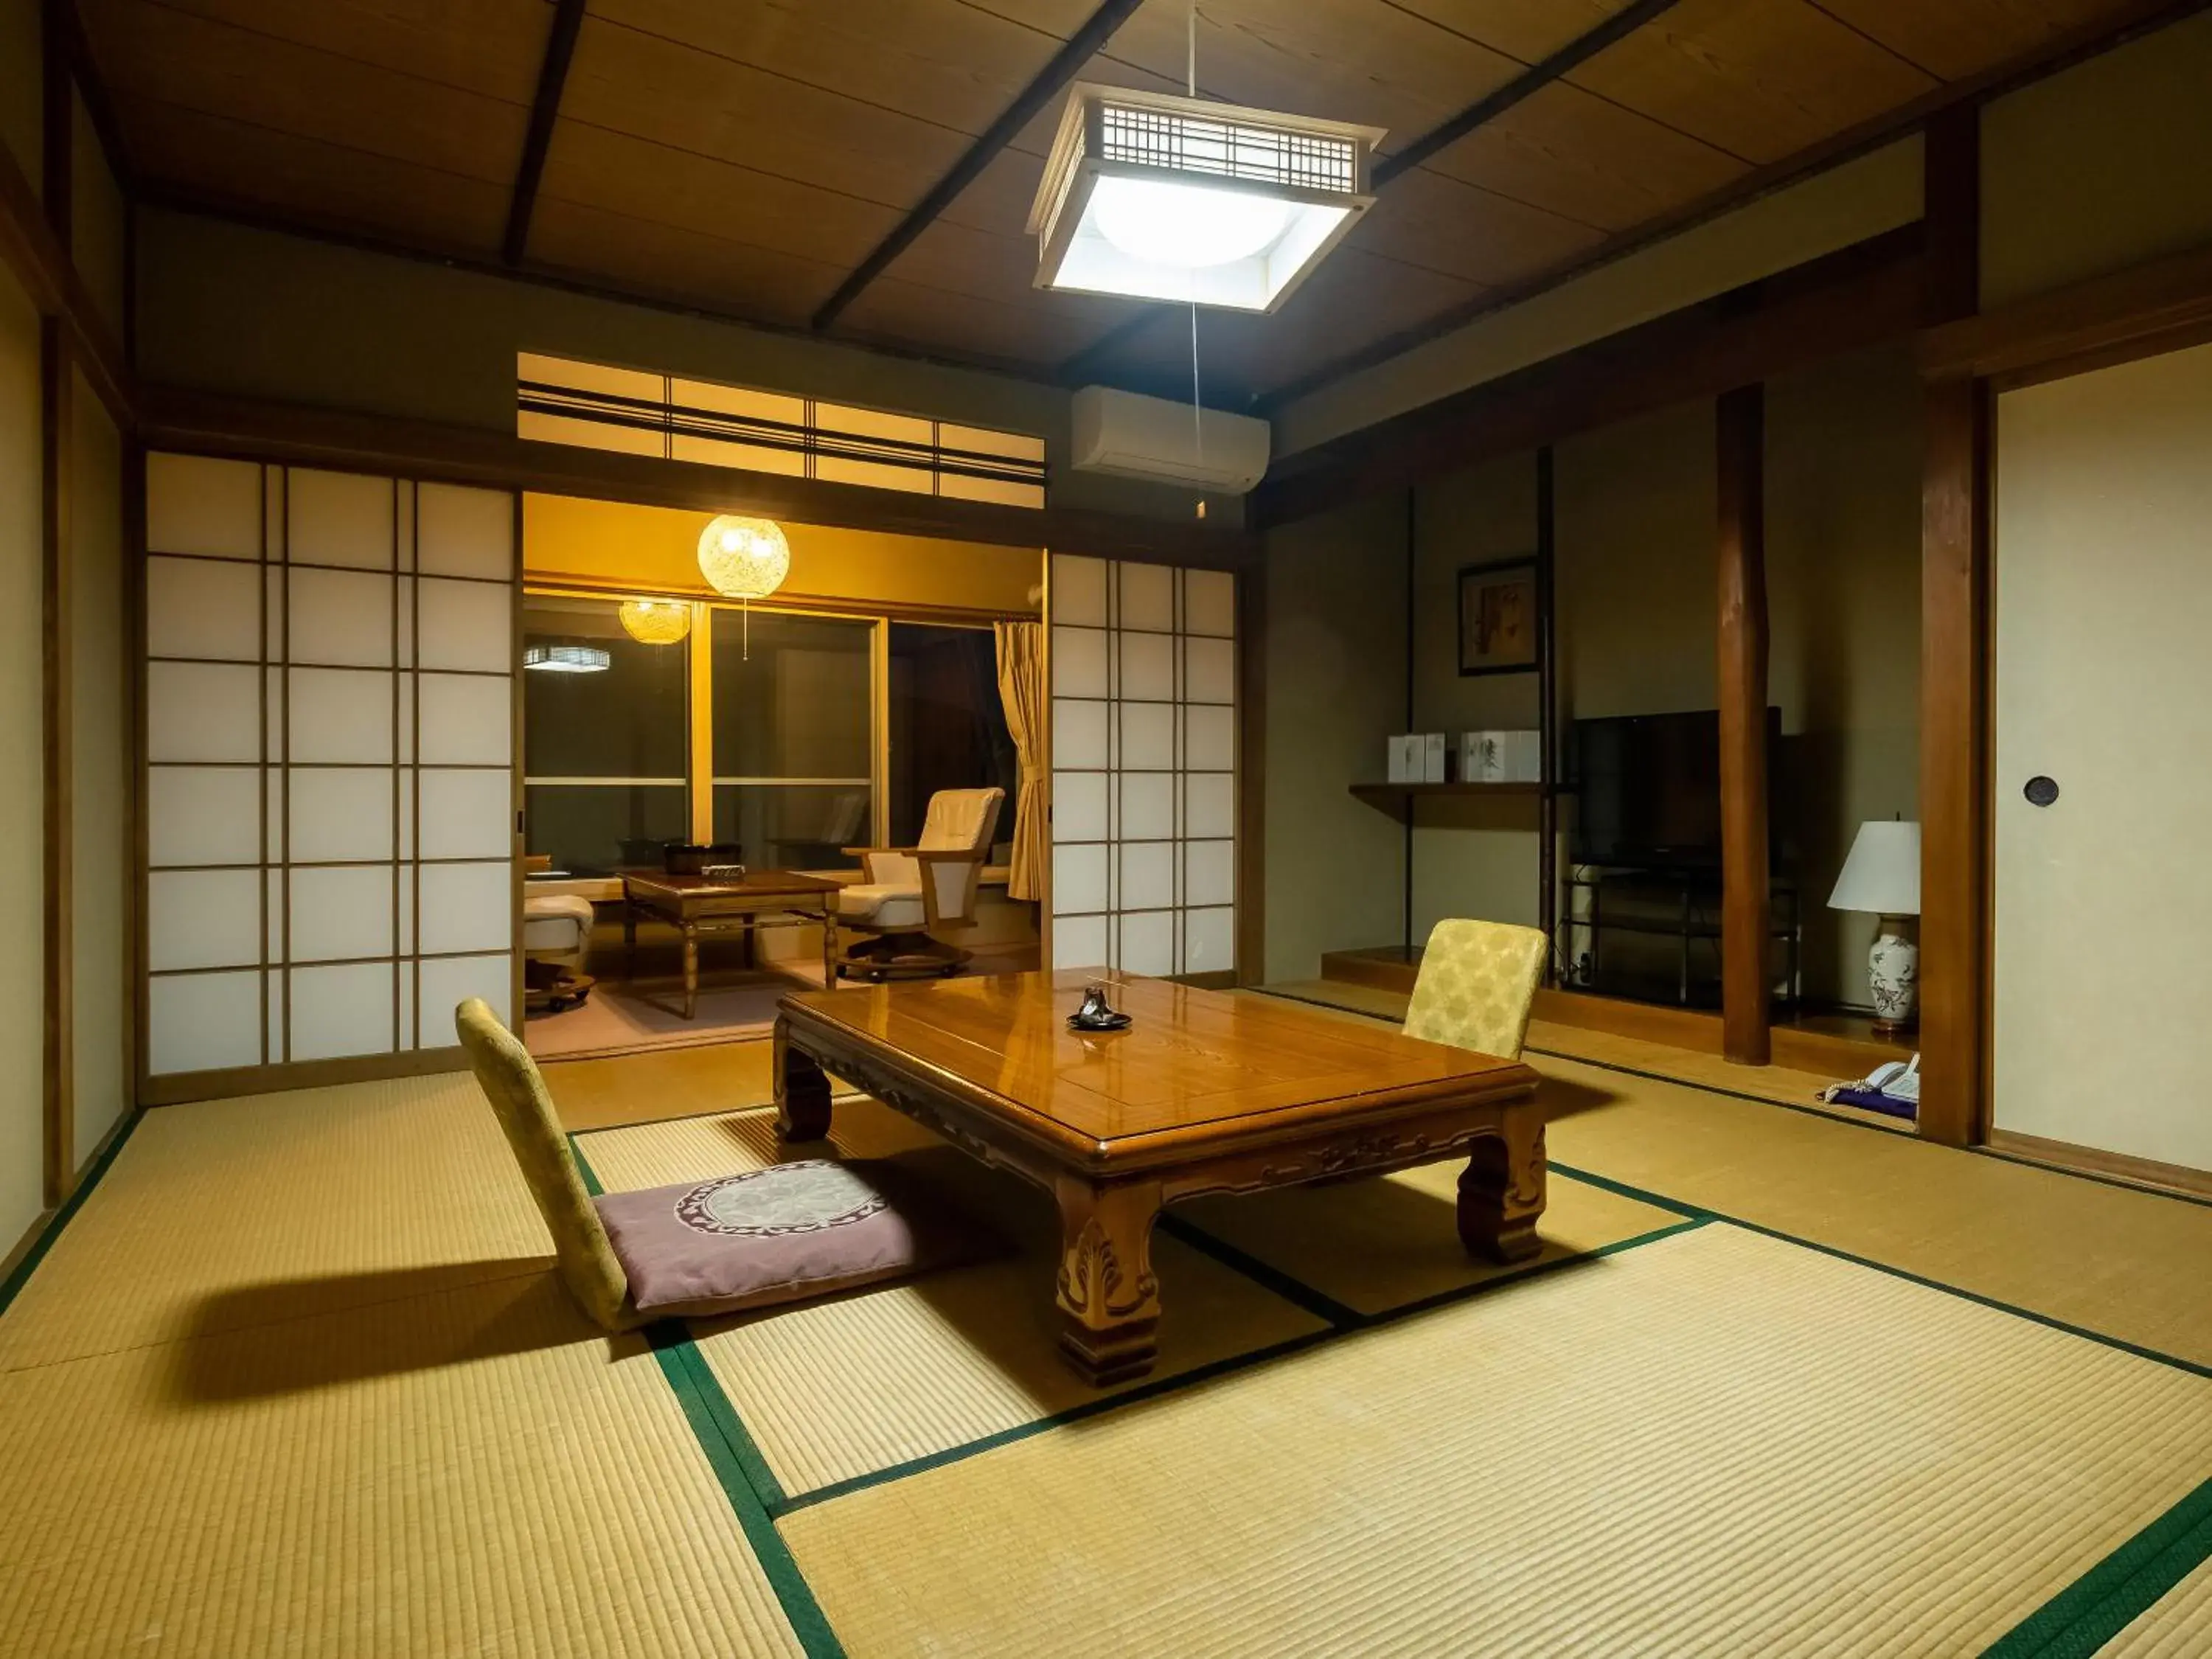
[1862,1056,1919,1103]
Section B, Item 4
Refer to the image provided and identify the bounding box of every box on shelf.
[1385,734,1451,783]
[1460,729,1543,783]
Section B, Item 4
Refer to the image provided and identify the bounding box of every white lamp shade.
[1827,820,1921,915]
[1027,85,1380,313]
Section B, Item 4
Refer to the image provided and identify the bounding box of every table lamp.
[1827,819,1920,1034]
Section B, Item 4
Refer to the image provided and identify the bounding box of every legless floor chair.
[835,786,1004,982]
[455,999,992,1328]
[1402,919,1549,1060]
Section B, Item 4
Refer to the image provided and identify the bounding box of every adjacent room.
[3,1,2208,1655]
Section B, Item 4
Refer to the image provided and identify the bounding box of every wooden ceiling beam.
[0,107,133,422]
[1057,0,1683,392]
[1371,0,1680,187]
[810,0,1147,335]
[139,384,1256,568]
[1260,0,2211,413]
[1252,224,1925,528]
[502,0,586,266]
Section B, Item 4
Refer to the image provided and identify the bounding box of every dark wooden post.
[1916,379,1989,1146]
[1716,384,1770,1065]
[1915,103,1987,1147]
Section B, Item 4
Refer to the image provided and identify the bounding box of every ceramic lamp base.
[1867,916,1919,1034]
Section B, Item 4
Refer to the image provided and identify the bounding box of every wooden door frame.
[1914,244,2212,1147]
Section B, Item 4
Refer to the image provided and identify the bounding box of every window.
[516,353,1048,509]
[522,596,690,874]
[711,611,873,869]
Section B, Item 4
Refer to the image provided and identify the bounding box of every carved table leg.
[774,1018,833,1141]
[1458,1107,1546,1264]
[681,922,700,1020]
[1054,1175,1164,1385]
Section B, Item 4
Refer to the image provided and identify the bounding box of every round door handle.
[2024,775,2059,807]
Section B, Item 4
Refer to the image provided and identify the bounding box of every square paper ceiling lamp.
[1028,84,1382,313]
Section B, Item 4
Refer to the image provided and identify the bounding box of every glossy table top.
[625,869,843,899]
[782,969,1534,1150]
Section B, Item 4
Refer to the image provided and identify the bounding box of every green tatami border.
[0,1107,145,1320]
[567,1134,845,1659]
[773,1211,1712,1517]
[1984,1478,2212,1658]
[1255,984,2212,1211]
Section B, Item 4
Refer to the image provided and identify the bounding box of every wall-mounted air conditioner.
[1069,385,1270,495]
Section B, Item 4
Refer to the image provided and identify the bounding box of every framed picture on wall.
[1458,557,1541,676]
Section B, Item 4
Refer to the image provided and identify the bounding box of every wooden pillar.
[1916,100,1986,1147]
[41,1,77,1205]
[1916,377,1989,1147]
[1715,384,1770,1065]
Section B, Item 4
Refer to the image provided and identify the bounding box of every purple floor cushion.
[593,1158,992,1319]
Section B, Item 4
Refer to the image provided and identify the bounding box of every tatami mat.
[780,1224,2212,1658]
[573,1097,936,1193]
[0,1074,551,1371]
[1537,1051,2212,1368]
[1177,1161,1684,1315]
[577,1104,1331,1499]
[2107,1554,2212,1656]
[0,1272,805,1659]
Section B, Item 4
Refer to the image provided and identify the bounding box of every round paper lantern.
[617,598,692,645]
[696,515,791,601]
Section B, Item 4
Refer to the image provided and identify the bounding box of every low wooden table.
[623,871,844,1018]
[773,969,1545,1385]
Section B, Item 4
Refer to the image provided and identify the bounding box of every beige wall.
[1274,139,1922,458]
[70,372,128,1163]
[1982,9,2212,310]
[70,92,128,341]
[1408,451,1542,940]
[0,267,45,1248]
[1268,349,1920,1006]
[524,494,1040,616]
[1262,493,1407,983]
[136,209,1222,526]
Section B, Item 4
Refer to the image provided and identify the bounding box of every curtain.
[993,620,1047,902]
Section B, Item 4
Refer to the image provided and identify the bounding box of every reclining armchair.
[834,787,1004,981]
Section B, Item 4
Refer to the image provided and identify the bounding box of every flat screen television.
[1570,709,1778,871]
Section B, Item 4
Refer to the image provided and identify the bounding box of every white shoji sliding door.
[1049,554,1237,977]
[143,453,517,1084]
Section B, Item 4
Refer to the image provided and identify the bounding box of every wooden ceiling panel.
[837,276,1138,372]
[525,197,852,328]
[1099,247,1487,401]
[1382,0,1639,64]
[85,0,553,103]
[1097,0,1520,150]
[117,98,511,251]
[932,147,1054,238]
[535,122,900,276]
[1425,78,1749,232]
[588,0,1074,139]
[558,14,970,213]
[1812,0,2127,80]
[1354,168,1607,290]
[1566,0,1939,166]
[82,0,529,189]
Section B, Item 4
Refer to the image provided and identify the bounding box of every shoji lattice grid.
[1049,554,1237,976]
[143,454,516,1078]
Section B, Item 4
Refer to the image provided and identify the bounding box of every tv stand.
[1561,867,1798,1011]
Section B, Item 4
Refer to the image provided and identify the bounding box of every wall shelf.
[1349,780,1549,824]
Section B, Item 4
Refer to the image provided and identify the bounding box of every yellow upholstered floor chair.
[1402,918,1549,1059]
